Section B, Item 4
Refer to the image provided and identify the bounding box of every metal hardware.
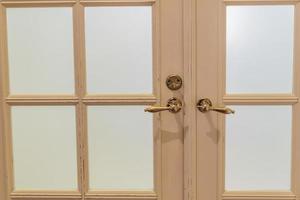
[166,75,183,90]
[197,98,235,114]
[144,97,182,113]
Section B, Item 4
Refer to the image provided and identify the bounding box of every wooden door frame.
[0,0,186,200]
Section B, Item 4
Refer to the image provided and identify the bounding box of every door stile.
[182,0,197,200]
[292,2,300,200]
[195,1,220,200]
[0,4,14,200]
[160,0,185,200]
[73,1,87,199]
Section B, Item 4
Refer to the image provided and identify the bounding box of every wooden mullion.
[79,0,155,7]
[292,2,300,200]
[0,4,13,200]
[1,1,76,7]
[82,95,157,105]
[223,95,299,105]
[73,0,86,198]
[223,0,300,5]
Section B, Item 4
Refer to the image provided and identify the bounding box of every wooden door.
[0,1,185,200]
[187,1,300,200]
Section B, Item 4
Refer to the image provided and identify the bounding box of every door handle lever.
[197,98,235,114]
[145,97,182,113]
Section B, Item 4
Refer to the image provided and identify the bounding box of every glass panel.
[225,106,292,190]
[7,8,75,94]
[88,106,153,190]
[85,6,153,94]
[11,106,77,190]
[226,5,294,94]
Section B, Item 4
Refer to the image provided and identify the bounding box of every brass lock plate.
[166,75,183,90]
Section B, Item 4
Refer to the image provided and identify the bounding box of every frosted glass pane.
[7,8,75,94]
[226,6,294,93]
[88,106,153,190]
[225,106,292,190]
[11,106,77,190]
[85,7,153,94]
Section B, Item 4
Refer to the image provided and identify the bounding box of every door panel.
[84,6,153,94]
[11,106,78,190]
[0,1,184,200]
[194,1,300,200]
[225,105,292,190]
[226,5,294,94]
[7,7,75,95]
[87,106,153,191]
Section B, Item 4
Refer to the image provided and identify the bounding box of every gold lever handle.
[145,97,182,113]
[197,98,235,114]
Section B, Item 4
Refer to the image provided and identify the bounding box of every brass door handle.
[145,97,182,113]
[197,98,235,114]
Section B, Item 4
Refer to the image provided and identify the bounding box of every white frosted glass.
[7,8,75,94]
[225,106,292,190]
[226,6,294,94]
[11,106,77,190]
[88,106,153,190]
[85,7,153,94]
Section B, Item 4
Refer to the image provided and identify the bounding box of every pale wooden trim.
[82,95,157,105]
[79,0,155,6]
[223,0,300,5]
[223,95,298,104]
[183,0,197,200]
[218,0,227,199]
[11,198,82,200]
[222,192,296,200]
[291,2,300,199]
[194,0,220,200]
[159,0,184,200]
[73,1,84,197]
[0,4,9,200]
[73,2,88,196]
[0,0,182,199]
[81,104,89,196]
[0,5,14,199]
[151,1,161,198]
[1,1,76,7]
[10,191,81,199]
[5,96,79,105]
[85,191,157,200]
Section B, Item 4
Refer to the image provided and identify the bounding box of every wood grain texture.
[0,4,8,200]
[193,1,300,200]
[292,2,300,200]
[183,0,197,200]
[0,0,185,199]
[195,1,219,200]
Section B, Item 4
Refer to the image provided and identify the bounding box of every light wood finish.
[223,192,296,200]
[292,2,300,200]
[0,4,8,200]
[223,94,298,104]
[82,95,157,105]
[159,1,184,200]
[85,191,157,200]
[0,4,14,200]
[1,1,76,7]
[191,1,300,200]
[5,96,79,105]
[183,0,197,200]
[10,191,82,199]
[0,0,185,200]
[223,0,300,4]
[193,1,220,200]
[79,0,155,6]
